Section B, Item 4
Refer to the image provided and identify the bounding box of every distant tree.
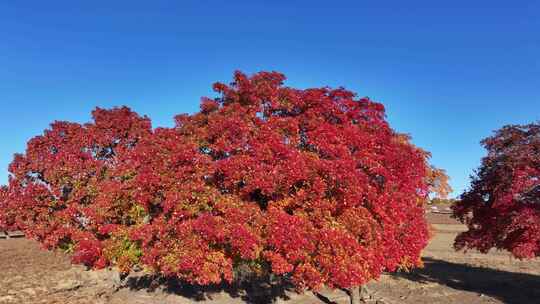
[426,166,452,199]
[453,123,540,258]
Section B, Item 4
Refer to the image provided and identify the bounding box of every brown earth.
[1,214,539,304]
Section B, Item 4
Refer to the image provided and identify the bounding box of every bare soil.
[1,214,539,304]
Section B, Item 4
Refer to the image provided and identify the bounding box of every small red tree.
[453,123,540,258]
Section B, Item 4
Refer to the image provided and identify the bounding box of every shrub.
[453,123,540,258]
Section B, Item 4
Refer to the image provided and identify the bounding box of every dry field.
[1,214,539,304]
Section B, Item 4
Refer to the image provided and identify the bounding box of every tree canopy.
[0,71,433,299]
[453,123,540,258]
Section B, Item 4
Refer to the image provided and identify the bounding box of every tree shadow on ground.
[123,272,297,304]
[392,257,540,304]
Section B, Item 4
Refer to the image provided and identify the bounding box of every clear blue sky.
[1,1,539,197]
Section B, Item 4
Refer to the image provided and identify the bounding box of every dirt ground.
[1,214,539,304]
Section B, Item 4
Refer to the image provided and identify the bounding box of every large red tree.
[453,123,540,258]
[1,71,432,303]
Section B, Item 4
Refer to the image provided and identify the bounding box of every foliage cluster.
[453,123,540,258]
[0,71,432,293]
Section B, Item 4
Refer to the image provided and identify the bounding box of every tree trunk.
[349,287,359,304]
[359,285,367,301]
[349,286,367,304]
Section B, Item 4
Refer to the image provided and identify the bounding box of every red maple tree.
[0,71,433,303]
[453,123,540,259]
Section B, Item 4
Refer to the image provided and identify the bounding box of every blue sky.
[0,1,538,197]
